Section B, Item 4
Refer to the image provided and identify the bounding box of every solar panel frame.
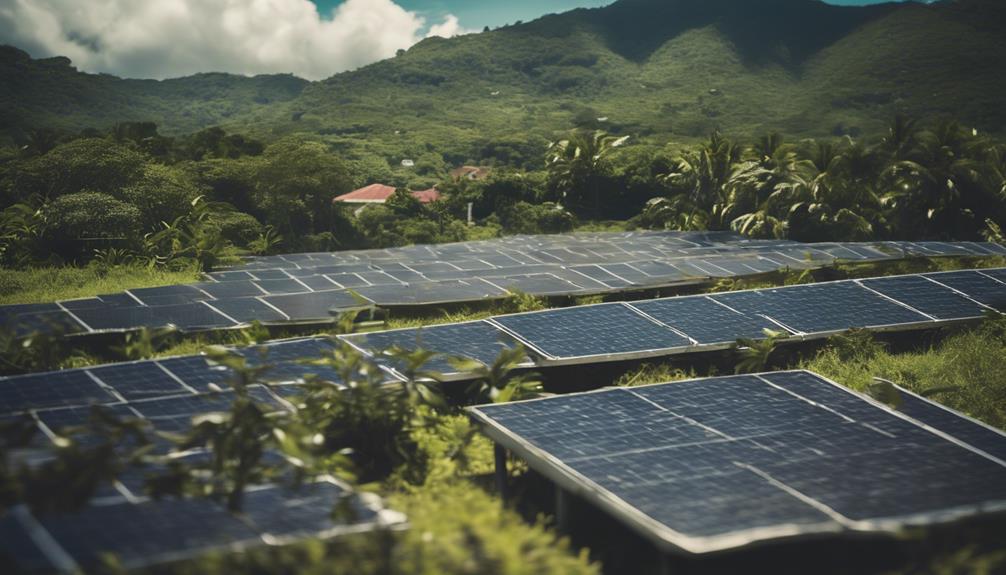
[467,370,1006,555]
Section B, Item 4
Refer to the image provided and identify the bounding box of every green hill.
[3,0,1005,163]
[0,45,308,142]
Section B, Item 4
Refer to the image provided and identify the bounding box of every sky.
[0,0,922,81]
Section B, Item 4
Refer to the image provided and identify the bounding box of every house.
[449,165,492,181]
[333,184,441,212]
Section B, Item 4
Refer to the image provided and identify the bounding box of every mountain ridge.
[2,0,1004,162]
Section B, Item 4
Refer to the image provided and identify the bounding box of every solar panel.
[922,270,1006,311]
[630,296,787,345]
[490,303,691,361]
[892,386,1006,463]
[156,356,232,391]
[204,297,288,323]
[263,290,370,320]
[88,363,190,401]
[468,370,1006,554]
[858,275,989,320]
[484,274,589,296]
[341,321,531,376]
[0,371,118,415]
[711,282,930,335]
[254,278,311,295]
[354,279,505,306]
[198,280,265,299]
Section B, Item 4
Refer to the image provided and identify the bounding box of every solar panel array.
[3,268,1001,400]
[3,230,1004,336]
[0,339,406,571]
[467,370,1006,554]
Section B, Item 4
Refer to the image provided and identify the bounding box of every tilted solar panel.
[468,370,1006,554]
[490,303,691,361]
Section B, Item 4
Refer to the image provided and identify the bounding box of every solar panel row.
[3,232,1003,337]
[3,268,1002,414]
[0,369,406,570]
[467,370,1006,554]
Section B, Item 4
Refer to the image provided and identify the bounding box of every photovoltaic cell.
[923,270,1006,311]
[0,371,117,415]
[711,282,930,334]
[342,321,529,375]
[88,363,189,401]
[37,497,260,569]
[858,275,989,320]
[893,387,1006,463]
[156,356,232,391]
[631,296,786,344]
[354,279,505,306]
[491,303,691,360]
[205,297,288,323]
[469,371,1006,554]
[263,290,369,320]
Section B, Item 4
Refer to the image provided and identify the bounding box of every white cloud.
[0,0,475,80]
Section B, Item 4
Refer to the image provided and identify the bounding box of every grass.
[803,320,1006,430]
[0,264,201,306]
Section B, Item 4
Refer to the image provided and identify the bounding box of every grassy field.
[0,265,201,305]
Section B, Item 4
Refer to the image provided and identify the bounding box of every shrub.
[210,211,263,248]
[45,192,142,247]
[498,201,576,234]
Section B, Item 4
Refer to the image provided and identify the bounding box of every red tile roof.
[333,183,397,203]
[410,188,441,203]
[334,184,441,205]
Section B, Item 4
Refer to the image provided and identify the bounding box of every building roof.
[449,165,492,181]
[333,183,397,204]
[410,188,441,204]
[333,184,441,205]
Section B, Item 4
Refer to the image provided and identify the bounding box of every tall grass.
[0,265,201,305]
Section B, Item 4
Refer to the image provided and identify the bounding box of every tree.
[256,137,353,239]
[545,130,629,219]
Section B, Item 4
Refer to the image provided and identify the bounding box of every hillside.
[3,0,1005,164]
[0,45,308,142]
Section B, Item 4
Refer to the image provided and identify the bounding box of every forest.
[2,116,1004,279]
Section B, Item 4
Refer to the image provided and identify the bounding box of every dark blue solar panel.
[471,371,1006,552]
[129,285,208,306]
[859,275,989,320]
[38,404,140,446]
[631,296,786,344]
[250,269,294,280]
[492,303,691,360]
[894,389,1006,462]
[979,267,1006,285]
[711,282,929,334]
[294,275,342,291]
[341,321,527,374]
[241,482,379,538]
[254,278,310,295]
[156,356,232,391]
[198,280,264,299]
[354,280,504,306]
[569,265,633,288]
[0,371,117,415]
[487,274,587,296]
[88,363,189,400]
[205,297,287,323]
[37,497,259,569]
[923,270,1006,311]
[324,273,371,288]
[5,310,86,337]
[263,290,368,320]
[71,303,234,332]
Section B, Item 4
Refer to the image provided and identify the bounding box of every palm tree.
[880,120,985,239]
[545,130,629,219]
[654,131,741,230]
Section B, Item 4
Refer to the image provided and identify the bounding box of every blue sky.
[313,0,913,31]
